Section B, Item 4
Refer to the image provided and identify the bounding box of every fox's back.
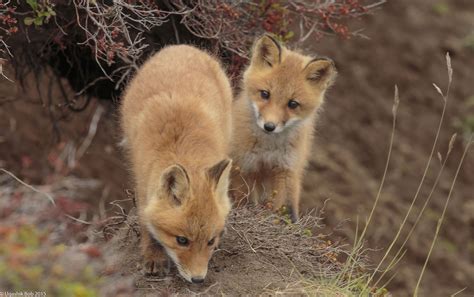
[122,45,232,143]
[121,45,232,149]
[120,45,233,199]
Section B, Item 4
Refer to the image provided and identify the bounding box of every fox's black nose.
[264,122,276,132]
[191,277,204,284]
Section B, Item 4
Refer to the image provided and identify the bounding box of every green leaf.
[24,17,35,26]
[33,17,43,26]
[26,0,38,11]
[284,31,295,40]
[48,7,57,16]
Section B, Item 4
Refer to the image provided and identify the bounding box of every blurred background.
[0,0,473,296]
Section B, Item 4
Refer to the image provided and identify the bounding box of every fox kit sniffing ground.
[120,45,233,283]
[230,35,337,222]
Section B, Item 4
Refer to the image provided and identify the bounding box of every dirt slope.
[300,0,474,295]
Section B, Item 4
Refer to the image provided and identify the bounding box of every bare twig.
[0,168,55,205]
[74,104,105,165]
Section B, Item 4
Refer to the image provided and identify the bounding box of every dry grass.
[325,53,473,296]
[269,52,474,297]
[100,202,370,295]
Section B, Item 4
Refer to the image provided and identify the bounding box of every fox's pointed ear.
[251,35,282,68]
[208,159,232,213]
[208,159,232,189]
[304,57,337,88]
[159,164,190,205]
[208,159,232,210]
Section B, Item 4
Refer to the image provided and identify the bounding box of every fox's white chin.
[177,268,193,283]
[250,101,303,134]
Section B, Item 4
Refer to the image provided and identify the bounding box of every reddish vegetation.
[0,0,383,90]
[0,2,18,36]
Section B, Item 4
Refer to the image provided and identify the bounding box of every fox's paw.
[289,207,299,223]
[277,205,299,223]
[144,258,172,277]
[142,246,171,277]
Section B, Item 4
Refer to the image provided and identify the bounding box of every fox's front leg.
[271,169,300,222]
[140,227,170,276]
[271,170,289,211]
[285,170,302,222]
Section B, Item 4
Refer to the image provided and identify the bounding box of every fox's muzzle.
[172,251,210,284]
[177,265,208,284]
[191,277,205,284]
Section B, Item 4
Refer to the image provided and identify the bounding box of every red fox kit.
[120,45,233,283]
[230,35,337,221]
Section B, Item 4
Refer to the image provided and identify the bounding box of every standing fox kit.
[231,35,337,221]
[120,45,233,283]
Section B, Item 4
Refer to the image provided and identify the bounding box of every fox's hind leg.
[141,227,170,276]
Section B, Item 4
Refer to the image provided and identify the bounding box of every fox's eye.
[288,100,300,109]
[208,237,215,246]
[176,236,189,246]
[260,90,270,100]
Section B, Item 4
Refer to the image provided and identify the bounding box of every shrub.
[1,0,384,101]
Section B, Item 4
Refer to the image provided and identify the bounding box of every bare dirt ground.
[103,206,354,296]
[301,0,474,295]
[0,176,352,296]
[1,0,473,296]
[0,69,131,212]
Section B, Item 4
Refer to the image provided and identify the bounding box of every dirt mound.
[0,170,370,296]
[103,206,360,296]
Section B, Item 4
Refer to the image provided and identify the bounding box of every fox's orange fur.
[120,45,233,283]
[230,35,337,221]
